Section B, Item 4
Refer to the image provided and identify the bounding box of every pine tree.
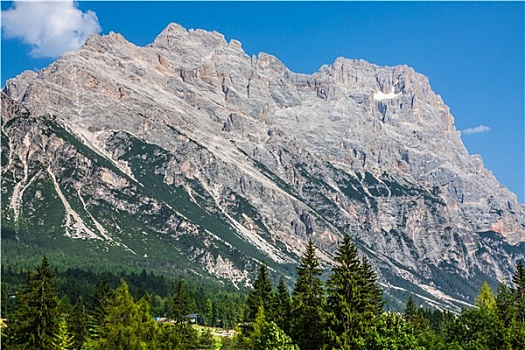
[197,329,216,350]
[58,295,74,318]
[450,306,502,349]
[94,279,159,349]
[403,296,428,335]
[88,274,112,339]
[325,236,383,350]
[157,323,183,350]
[68,296,88,350]
[52,318,75,350]
[496,282,517,328]
[404,296,418,323]
[204,298,213,326]
[169,277,198,349]
[274,276,292,336]
[290,240,326,350]
[364,313,423,350]
[137,295,161,348]
[325,235,363,349]
[246,262,274,323]
[512,260,525,323]
[494,282,520,350]
[252,305,267,345]
[475,282,497,312]
[3,256,60,349]
[360,256,385,316]
[509,261,525,347]
[170,277,192,325]
[253,321,299,350]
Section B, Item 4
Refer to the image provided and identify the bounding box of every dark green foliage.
[495,265,525,349]
[169,277,199,349]
[360,256,385,315]
[496,282,525,348]
[412,271,525,350]
[246,262,274,323]
[253,321,298,350]
[94,280,160,349]
[417,307,456,335]
[512,260,525,323]
[220,336,237,350]
[203,298,213,325]
[364,313,423,350]
[3,256,60,350]
[68,296,89,349]
[404,296,418,322]
[496,282,518,329]
[2,264,245,332]
[273,276,292,335]
[5,255,525,350]
[156,323,182,350]
[197,329,216,350]
[325,236,384,349]
[89,275,112,339]
[445,307,502,350]
[170,277,193,325]
[290,241,326,350]
[403,296,429,335]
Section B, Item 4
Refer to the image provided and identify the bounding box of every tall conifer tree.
[68,296,88,349]
[89,274,112,339]
[325,236,363,349]
[512,260,525,323]
[274,276,292,336]
[94,279,159,349]
[169,277,197,349]
[403,296,427,334]
[404,296,417,323]
[325,236,383,349]
[475,282,497,312]
[510,261,525,346]
[170,277,192,325]
[52,318,75,350]
[360,255,385,316]
[3,256,60,349]
[496,283,517,328]
[246,262,274,322]
[290,240,326,350]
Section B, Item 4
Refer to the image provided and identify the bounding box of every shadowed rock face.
[2,23,524,310]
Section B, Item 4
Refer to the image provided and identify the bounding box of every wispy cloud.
[1,0,101,58]
[461,125,491,135]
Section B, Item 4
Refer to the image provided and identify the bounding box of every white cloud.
[461,125,491,135]
[1,0,101,58]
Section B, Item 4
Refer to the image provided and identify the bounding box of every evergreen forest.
[1,236,525,349]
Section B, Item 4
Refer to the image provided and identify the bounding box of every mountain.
[2,23,524,311]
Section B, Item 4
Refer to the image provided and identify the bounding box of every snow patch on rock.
[373,87,401,100]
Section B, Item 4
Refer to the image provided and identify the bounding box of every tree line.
[1,265,245,330]
[237,237,525,349]
[1,235,525,349]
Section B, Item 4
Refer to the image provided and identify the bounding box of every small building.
[186,313,198,323]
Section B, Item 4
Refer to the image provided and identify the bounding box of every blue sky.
[1,1,523,203]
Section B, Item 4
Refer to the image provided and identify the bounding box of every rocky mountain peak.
[149,22,248,70]
[82,31,131,54]
[153,22,227,49]
[2,22,524,311]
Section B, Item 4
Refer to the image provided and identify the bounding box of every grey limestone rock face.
[2,23,524,310]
